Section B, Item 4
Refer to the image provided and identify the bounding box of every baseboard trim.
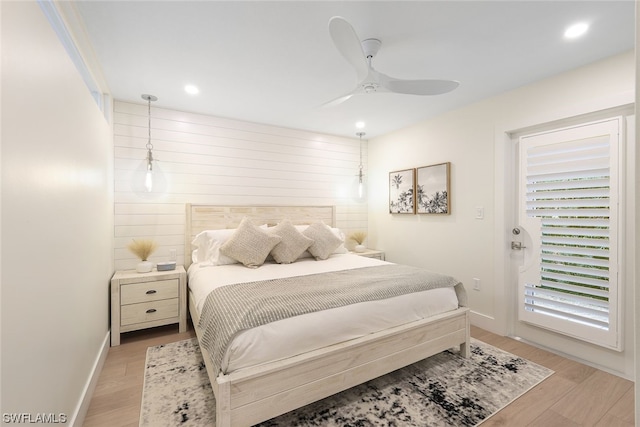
[69,330,110,427]
[509,334,633,381]
[470,310,506,335]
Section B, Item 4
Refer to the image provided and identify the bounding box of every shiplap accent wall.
[114,101,367,270]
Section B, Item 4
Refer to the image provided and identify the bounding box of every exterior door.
[514,117,621,350]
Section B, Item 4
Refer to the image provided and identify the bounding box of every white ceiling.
[75,1,634,139]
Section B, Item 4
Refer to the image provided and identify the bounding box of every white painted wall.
[634,2,640,419]
[113,101,368,270]
[368,51,635,377]
[1,2,112,423]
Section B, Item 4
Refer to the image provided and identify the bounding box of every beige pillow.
[220,217,281,268]
[302,222,343,260]
[295,225,348,258]
[268,219,314,264]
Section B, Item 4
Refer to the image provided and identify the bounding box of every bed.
[185,204,470,427]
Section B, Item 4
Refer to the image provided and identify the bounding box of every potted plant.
[127,239,158,273]
[349,231,367,253]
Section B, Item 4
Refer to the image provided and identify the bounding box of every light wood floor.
[84,324,634,426]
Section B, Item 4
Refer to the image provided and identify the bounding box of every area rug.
[140,338,553,427]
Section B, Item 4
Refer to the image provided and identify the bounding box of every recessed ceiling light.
[564,22,589,39]
[355,121,366,129]
[184,84,199,95]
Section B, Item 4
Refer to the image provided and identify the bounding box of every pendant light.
[353,132,367,202]
[132,94,165,197]
[142,94,157,192]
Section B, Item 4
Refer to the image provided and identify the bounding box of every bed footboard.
[190,294,470,427]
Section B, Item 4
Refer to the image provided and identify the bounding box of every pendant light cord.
[146,97,153,151]
[141,94,157,153]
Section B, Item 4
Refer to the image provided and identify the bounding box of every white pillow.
[330,227,348,254]
[302,222,343,260]
[268,219,314,264]
[220,218,282,268]
[191,229,236,265]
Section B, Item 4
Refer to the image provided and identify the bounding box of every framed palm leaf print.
[389,168,415,214]
[416,162,451,214]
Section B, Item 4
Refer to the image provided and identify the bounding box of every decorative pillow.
[192,225,268,266]
[268,219,314,264]
[302,222,343,260]
[220,218,282,268]
[295,224,348,257]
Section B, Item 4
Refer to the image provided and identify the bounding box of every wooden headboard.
[184,204,336,268]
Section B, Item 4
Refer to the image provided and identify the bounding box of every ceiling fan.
[326,16,459,106]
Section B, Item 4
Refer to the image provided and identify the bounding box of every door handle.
[511,241,526,250]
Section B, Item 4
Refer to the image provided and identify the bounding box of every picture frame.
[389,168,415,214]
[416,162,451,214]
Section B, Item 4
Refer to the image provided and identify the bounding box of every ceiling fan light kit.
[326,16,459,106]
[361,38,382,59]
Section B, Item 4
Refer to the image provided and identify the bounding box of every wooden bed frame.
[185,204,470,427]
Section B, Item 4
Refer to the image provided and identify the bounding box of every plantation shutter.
[518,118,621,350]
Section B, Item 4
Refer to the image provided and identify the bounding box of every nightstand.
[350,249,385,261]
[110,265,187,346]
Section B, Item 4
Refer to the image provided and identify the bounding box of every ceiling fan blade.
[320,91,355,108]
[328,16,369,82]
[380,73,459,95]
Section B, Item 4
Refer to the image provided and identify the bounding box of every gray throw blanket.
[198,264,467,375]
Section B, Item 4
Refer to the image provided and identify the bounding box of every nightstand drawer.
[121,298,179,327]
[120,279,178,305]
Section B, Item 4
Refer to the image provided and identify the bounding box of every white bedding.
[188,253,459,374]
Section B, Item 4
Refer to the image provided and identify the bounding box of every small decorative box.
[157,261,176,271]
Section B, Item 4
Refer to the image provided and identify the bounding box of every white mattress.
[188,253,459,374]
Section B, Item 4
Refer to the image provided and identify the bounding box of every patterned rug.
[140,338,553,427]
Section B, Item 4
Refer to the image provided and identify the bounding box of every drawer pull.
[146,309,157,314]
[146,290,157,295]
